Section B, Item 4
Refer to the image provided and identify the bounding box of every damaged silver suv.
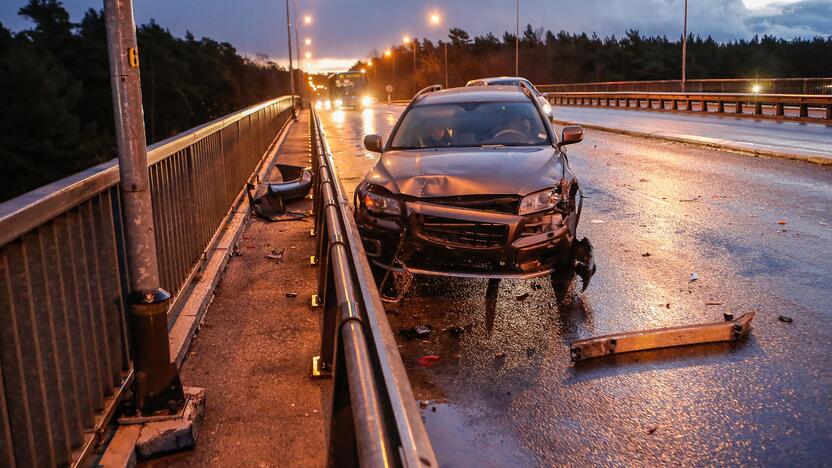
[355,85,596,291]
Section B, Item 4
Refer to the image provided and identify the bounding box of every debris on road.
[705,301,723,306]
[266,249,284,262]
[641,252,651,257]
[680,196,702,202]
[689,272,699,282]
[590,219,605,224]
[569,312,756,362]
[777,220,788,225]
[285,292,297,298]
[399,325,432,340]
[494,351,506,359]
[417,355,440,367]
[516,292,530,301]
[446,326,465,337]
[531,282,543,290]
[526,348,536,357]
[647,427,658,435]
[778,315,793,323]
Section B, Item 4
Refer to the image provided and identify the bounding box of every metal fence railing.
[309,108,437,468]
[543,91,832,122]
[537,78,832,95]
[0,95,296,467]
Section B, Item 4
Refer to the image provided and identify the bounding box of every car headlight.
[361,96,373,107]
[335,99,343,107]
[519,188,557,215]
[364,191,401,215]
[542,102,552,115]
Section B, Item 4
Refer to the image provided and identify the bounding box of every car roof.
[415,86,531,105]
[468,77,532,85]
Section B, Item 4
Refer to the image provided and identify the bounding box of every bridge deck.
[146,110,328,467]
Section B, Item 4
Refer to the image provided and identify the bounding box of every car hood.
[365,146,564,197]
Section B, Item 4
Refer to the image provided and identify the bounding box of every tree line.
[0,0,291,202]
[354,26,832,100]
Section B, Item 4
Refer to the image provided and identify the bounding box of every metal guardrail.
[308,108,437,468]
[544,91,832,122]
[0,95,296,466]
[537,77,832,95]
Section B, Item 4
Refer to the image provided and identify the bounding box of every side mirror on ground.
[557,126,583,148]
[364,134,383,153]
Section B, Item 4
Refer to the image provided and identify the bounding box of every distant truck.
[328,71,373,109]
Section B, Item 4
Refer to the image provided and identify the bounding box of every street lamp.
[681,0,688,92]
[305,51,312,60]
[305,38,311,46]
[384,48,396,95]
[428,11,447,88]
[404,35,416,96]
[515,0,520,76]
[303,15,312,24]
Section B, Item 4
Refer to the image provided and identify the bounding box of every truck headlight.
[364,191,401,215]
[361,96,373,107]
[334,99,343,108]
[519,188,557,215]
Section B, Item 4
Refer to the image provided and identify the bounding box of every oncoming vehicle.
[328,71,373,109]
[355,85,595,293]
[466,76,553,119]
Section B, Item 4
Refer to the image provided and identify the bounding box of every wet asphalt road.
[318,105,832,466]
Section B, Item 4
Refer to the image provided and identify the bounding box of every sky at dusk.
[1,0,830,72]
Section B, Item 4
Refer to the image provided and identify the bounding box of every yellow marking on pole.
[128,47,139,68]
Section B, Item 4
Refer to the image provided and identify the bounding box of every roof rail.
[516,80,535,98]
[413,84,443,101]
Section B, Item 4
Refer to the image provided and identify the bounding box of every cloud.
[746,0,832,37]
[1,0,829,63]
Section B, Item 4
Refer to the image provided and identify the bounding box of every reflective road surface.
[552,105,832,161]
[318,104,832,466]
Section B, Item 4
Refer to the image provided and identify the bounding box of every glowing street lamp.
[305,38,311,46]
[429,11,447,87]
[305,51,312,60]
[384,49,392,58]
[303,15,312,24]
[403,35,416,95]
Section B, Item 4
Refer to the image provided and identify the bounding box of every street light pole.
[285,0,296,120]
[682,0,688,92]
[103,0,184,416]
[293,1,303,104]
[444,42,448,88]
[412,41,417,96]
[515,0,519,76]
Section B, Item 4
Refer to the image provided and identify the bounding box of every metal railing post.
[104,0,184,416]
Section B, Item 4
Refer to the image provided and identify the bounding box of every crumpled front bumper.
[357,201,578,279]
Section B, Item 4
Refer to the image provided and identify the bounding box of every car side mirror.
[364,134,383,153]
[557,126,583,148]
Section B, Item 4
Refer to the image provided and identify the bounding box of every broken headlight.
[518,188,558,215]
[364,190,402,216]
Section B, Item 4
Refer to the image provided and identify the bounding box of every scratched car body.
[355,85,595,289]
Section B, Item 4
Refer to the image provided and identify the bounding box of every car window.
[389,101,551,149]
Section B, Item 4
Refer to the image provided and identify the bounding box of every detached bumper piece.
[569,311,755,362]
[247,164,312,221]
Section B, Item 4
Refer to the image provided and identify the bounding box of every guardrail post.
[799,104,809,118]
[755,102,763,116]
[826,104,832,121]
[717,101,725,113]
[671,99,678,110]
[734,101,743,114]
[775,103,785,117]
[700,100,708,112]
[104,0,184,415]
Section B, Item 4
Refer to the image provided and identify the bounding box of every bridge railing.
[537,77,832,95]
[0,95,296,467]
[309,107,437,468]
[544,91,832,122]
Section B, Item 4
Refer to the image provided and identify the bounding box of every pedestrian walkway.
[145,110,328,467]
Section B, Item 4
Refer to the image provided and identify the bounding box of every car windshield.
[389,101,551,149]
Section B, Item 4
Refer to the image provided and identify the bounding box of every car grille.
[418,215,508,249]
[415,195,520,214]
